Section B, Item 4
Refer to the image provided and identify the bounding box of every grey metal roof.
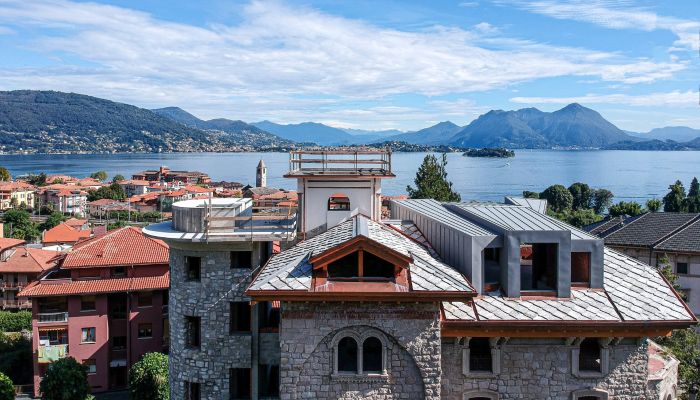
[603,212,700,247]
[392,199,495,237]
[450,203,597,240]
[443,248,695,323]
[655,219,700,253]
[504,196,548,214]
[248,215,474,293]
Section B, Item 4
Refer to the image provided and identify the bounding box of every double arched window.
[333,330,388,375]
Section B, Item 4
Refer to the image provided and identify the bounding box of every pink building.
[19,227,169,396]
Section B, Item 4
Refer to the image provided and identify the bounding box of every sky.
[0,0,698,132]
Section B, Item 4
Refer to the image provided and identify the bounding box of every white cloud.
[500,0,700,51]
[510,90,698,107]
[0,0,691,129]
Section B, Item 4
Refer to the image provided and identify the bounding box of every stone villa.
[144,149,694,400]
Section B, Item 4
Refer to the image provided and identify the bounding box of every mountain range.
[0,90,698,153]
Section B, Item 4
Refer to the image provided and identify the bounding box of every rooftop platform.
[143,197,297,243]
[284,148,395,178]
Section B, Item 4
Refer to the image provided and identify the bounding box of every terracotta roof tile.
[19,272,169,297]
[63,226,168,268]
[43,223,91,244]
[0,238,25,252]
[0,248,62,273]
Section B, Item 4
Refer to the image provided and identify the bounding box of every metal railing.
[1,281,27,289]
[204,198,297,240]
[37,312,68,323]
[288,149,392,175]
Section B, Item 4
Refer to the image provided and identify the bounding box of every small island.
[463,148,515,158]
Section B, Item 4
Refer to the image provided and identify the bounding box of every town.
[0,149,696,400]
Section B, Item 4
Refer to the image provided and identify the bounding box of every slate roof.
[655,219,700,253]
[442,248,694,323]
[584,216,632,237]
[450,203,597,240]
[248,215,473,294]
[392,199,495,237]
[603,212,700,248]
[63,226,169,268]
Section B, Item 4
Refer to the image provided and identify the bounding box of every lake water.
[1,150,698,202]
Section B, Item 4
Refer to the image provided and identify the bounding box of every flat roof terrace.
[284,149,395,178]
[143,197,297,243]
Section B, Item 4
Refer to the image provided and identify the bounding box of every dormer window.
[328,194,350,211]
[327,251,395,281]
[520,243,557,292]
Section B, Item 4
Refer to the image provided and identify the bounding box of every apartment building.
[19,226,170,396]
[0,181,36,210]
[144,149,693,400]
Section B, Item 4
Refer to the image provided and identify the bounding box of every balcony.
[37,312,68,324]
[0,299,31,309]
[1,282,27,290]
[37,344,68,363]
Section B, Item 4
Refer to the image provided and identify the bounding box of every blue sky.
[0,0,698,131]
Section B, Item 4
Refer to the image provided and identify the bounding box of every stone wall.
[441,337,652,400]
[169,243,264,400]
[279,302,442,400]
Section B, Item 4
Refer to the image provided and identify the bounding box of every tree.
[112,174,125,183]
[568,182,592,210]
[26,173,47,187]
[8,198,17,209]
[522,191,539,199]
[39,357,90,400]
[0,168,10,182]
[406,154,461,202]
[87,183,126,202]
[646,198,662,212]
[540,184,573,213]
[663,180,687,212]
[2,209,40,241]
[608,201,645,217]
[591,189,614,214]
[40,211,66,231]
[0,372,13,400]
[129,352,169,400]
[684,177,700,213]
[90,171,108,181]
[548,208,602,228]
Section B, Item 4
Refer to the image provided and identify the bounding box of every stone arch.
[463,389,499,400]
[571,388,609,400]
[291,325,425,399]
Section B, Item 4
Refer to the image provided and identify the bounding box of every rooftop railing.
[287,149,393,176]
[37,311,68,323]
[203,198,297,240]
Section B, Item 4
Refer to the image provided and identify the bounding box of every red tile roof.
[19,272,169,297]
[0,248,62,273]
[43,223,91,245]
[0,181,35,191]
[0,238,25,252]
[88,199,119,206]
[62,226,168,268]
[64,218,87,228]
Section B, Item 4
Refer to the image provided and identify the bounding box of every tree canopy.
[568,182,592,210]
[87,183,126,202]
[646,198,662,212]
[40,211,67,232]
[0,372,13,400]
[406,153,461,202]
[112,174,125,183]
[0,168,10,182]
[608,201,645,217]
[90,171,108,181]
[591,189,614,214]
[129,352,169,400]
[540,184,573,212]
[663,180,687,212]
[39,357,91,400]
[2,209,40,241]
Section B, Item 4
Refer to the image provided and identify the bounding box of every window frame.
[327,194,351,211]
[462,390,499,400]
[571,338,610,378]
[80,295,96,311]
[571,389,609,400]
[185,316,201,350]
[230,251,253,269]
[230,301,252,334]
[137,323,153,339]
[81,327,96,344]
[185,256,201,282]
[184,381,201,400]
[83,358,97,375]
[331,329,389,377]
[229,367,251,400]
[676,262,689,275]
[462,337,501,377]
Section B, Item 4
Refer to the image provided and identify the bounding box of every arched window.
[362,337,383,373]
[328,194,350,211]
[463,390,499,400]
[337,337,358,373]
[469,338,492,372]
[579,339,601,372]
[571,389,608,400]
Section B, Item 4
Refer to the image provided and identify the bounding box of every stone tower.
[256,159,267,187]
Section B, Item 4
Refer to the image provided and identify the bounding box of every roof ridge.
[651,213,700,249]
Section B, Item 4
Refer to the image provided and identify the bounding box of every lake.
[1,150,698,202]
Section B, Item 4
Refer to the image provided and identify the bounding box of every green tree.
[0,331,32,386]
[0,310,32,332]
[646,198,662,212]
[0,168,10,182]
[40,211,66,231]
[27,173,47,187]
[568,182,592,210]
[39,357,90,400]
[89,171,108,181]
[522,191,539,199]
[112,174,125,183]
[540,184,573,213]
[608,201,645,217]
[406,154,461,202]
[591,189,614,214]
[2,209,40,241]
[663,180,687,212]
[8,198,17,209]
[0,372,13,400]
[87,183,126,202]
[129,352,169,400]
[684,177,700,213]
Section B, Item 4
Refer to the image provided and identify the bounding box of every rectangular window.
[230,302,251,334]
[184,381,200,400]
[113,266,126,277]
[571,252,591,286]
[229,368,251,400]
[81,295,96,311]
[230,251,252,269]
[185,256,201,281]
[258,364,280,398]
[258,301,280,332]
[138,323,153,339]
[520,243,557,291]
[81,327,96,343]
[83,359,97,375]
[677,262,689,275]
[112,336,126,350]
[186,316,201,349]
[138,291,153,307]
